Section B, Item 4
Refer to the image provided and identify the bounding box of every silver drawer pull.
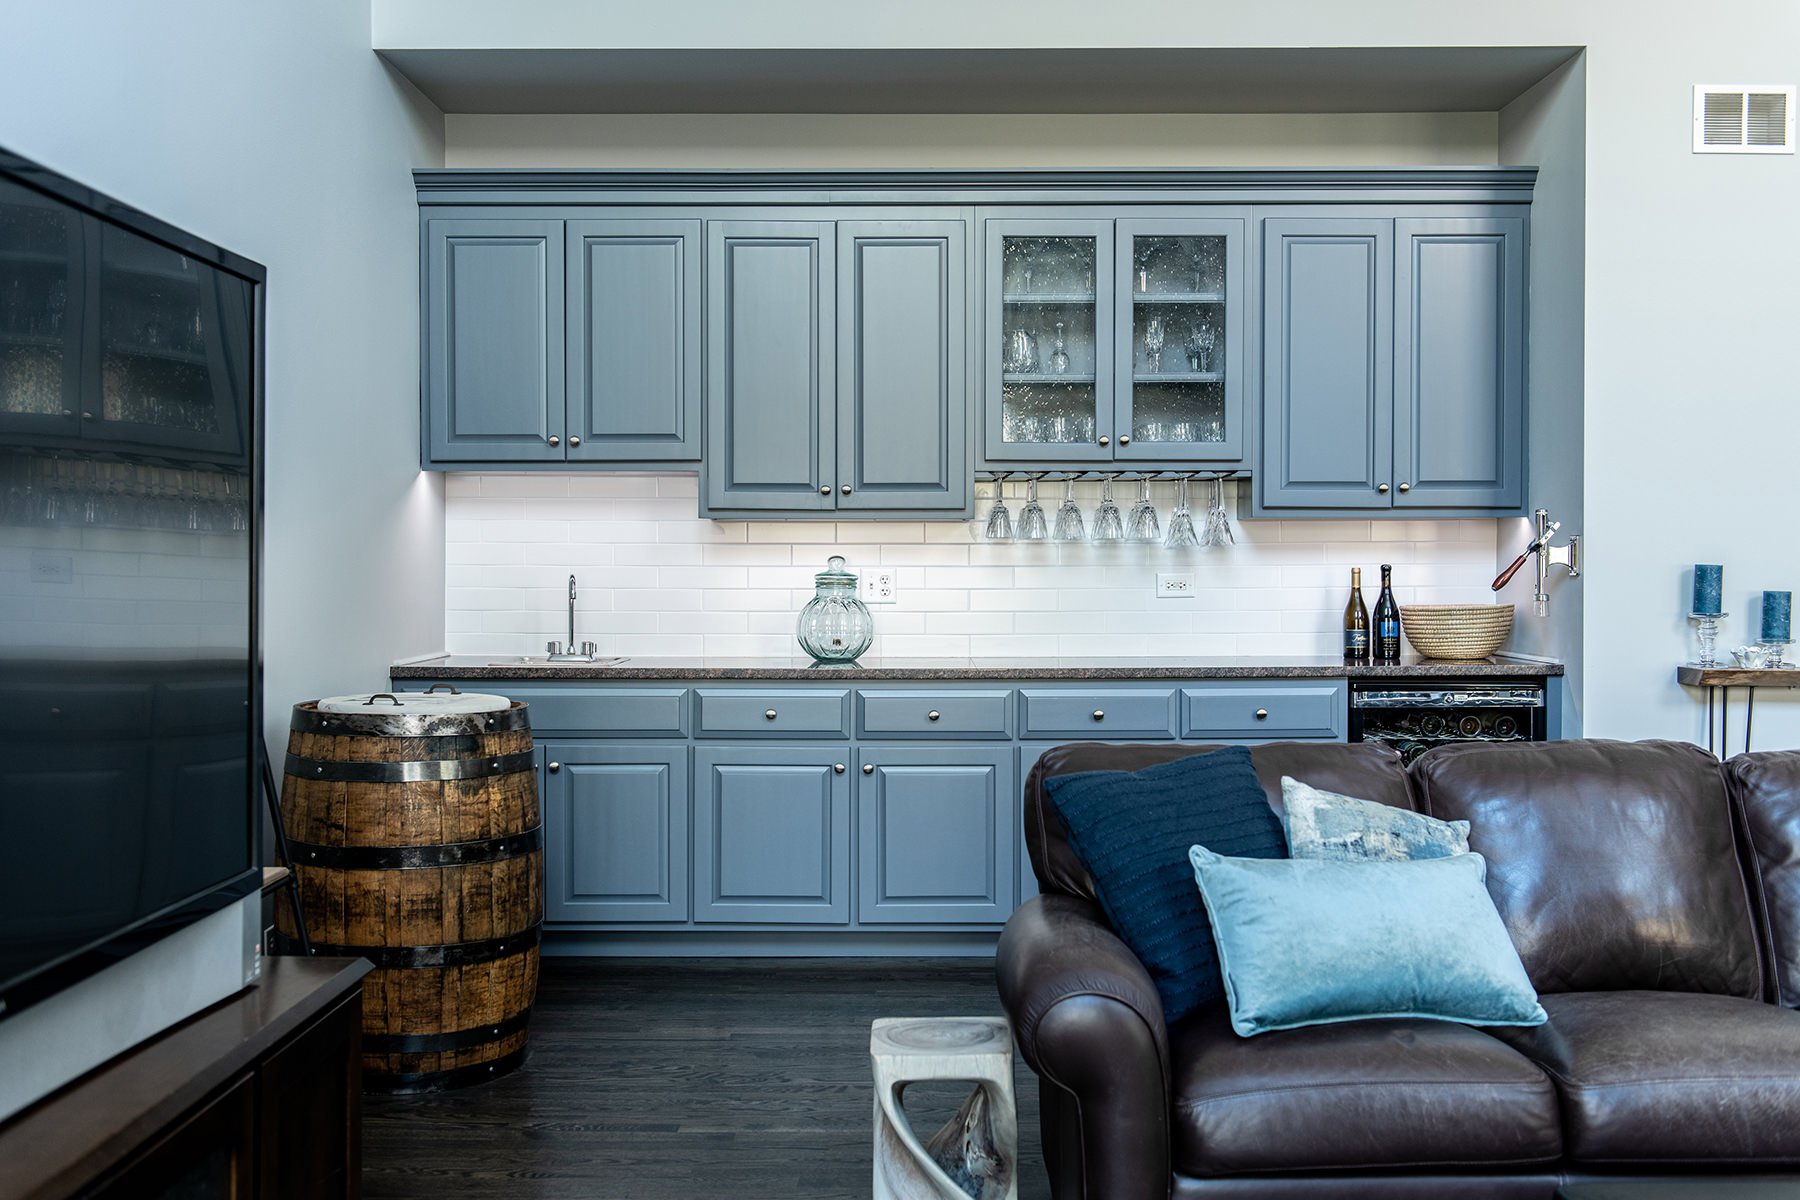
[1092,709,1105,721]
[834,763,846,774]
[1254,708,1269,720]
[927,710,941,722]
[863,763,875,774]
[764,709,778,721]
[548,761,561,773]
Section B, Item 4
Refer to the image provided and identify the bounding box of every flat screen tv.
[0,145,263,1022]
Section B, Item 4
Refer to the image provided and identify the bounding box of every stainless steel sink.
[483,656,630,667]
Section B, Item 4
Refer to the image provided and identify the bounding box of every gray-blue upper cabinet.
[1257,214,1526,514]
[834,220,969,514]
[1393,217,1525,510]
[1113,217,1246,463]
[565,219,702,463]
[703,221,837,513]
[424,219,565,464]
[1258,218,1394,509]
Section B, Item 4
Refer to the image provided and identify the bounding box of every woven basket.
[1400,604,1515,661]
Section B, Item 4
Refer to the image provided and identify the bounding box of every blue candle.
[1692,564,1723,615]
[1763,590,1792,642]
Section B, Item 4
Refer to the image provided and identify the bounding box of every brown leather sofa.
[996,739,1800,1199]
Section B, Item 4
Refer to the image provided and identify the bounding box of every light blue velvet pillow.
[1281,776,1470,861]
[1188,845,1547,1038]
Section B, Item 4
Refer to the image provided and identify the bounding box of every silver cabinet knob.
[568,435,581,448]
[927,710,941,722]
[548,435,561,447]
[764,709,778,721]
[1255,709,1269,721]
[1098,435,1110,446]
[1092,709,1105,721]
[1377,482,1390,494]
[1118,435,1131,446]
[834,762,846,774]
[1398,482,1411,493]
[548,761,561,773]
[81,411,94,420]
[820,485,832,496]
[863,763,875,774]
[840,484,852,495]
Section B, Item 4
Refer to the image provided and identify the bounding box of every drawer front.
[407,685,689,737]
[696,688,851,737]
[856,690,1011,739]
[0,682,153,738]
[1018,688,1176,740]
[1181,682,1345,740]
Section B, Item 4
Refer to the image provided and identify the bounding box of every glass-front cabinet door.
[983,218,1114,461]
[1113,217,1244,462]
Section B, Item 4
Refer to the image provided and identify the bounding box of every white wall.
[446,112,1497,169]
[0,2,447,759]
[445,475,1497,660]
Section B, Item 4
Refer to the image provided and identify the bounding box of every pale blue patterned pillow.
[1189,845,1548,1037]
[1281,776,1470,862]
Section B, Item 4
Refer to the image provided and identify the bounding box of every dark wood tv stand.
[0,957,371,1200]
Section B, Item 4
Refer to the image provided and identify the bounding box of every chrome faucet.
[546,574,599,661]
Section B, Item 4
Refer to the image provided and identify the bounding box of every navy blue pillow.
[1044,746,1286,1021]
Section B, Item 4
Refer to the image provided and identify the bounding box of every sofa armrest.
[997,894,1170,1200]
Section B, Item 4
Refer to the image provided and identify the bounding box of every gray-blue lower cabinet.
[692,745,852,924]
[856,746,1015,925]
[543,743,690,924]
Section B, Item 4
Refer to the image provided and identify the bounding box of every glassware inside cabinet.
[999,234,1098,446]
[97,223,221,433]
[0,180,80,419]
[1127,232,1227,447]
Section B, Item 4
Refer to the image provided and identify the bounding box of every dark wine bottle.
[1342,567,1369,663]
[1374,563,1402,662]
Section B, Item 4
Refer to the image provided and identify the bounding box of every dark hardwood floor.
[363,958,1049,1200]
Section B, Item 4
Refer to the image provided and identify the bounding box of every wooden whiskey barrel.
[277,690,540,1094]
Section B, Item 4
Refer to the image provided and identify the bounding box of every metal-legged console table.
[1677,665,1800,756]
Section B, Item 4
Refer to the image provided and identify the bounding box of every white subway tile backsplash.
[444,476,1502,658]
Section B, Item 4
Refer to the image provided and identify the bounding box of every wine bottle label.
[1379,618,1399,639]
[1344,630,1369,651]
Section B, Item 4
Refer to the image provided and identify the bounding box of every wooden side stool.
[870,1017,1018,1200]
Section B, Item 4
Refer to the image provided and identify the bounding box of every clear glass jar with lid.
[796,555,873,662]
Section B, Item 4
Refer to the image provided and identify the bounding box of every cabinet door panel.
[1260,218,1392,508]
[426,219,564,463]
[566,220,701,462]
[545,744,689,923]
[1394,217,1525,509]
[856,747,1014,925]
[836,221,968,512]
[693,746,849,924]
[704,221,835,512]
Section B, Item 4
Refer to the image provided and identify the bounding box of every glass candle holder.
[1688,611,1727,667]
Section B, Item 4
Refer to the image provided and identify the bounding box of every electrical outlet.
[1156,572,1196,599]
[859,569,898,605]
[30,553,72,584]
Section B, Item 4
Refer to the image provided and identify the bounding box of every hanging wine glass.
[1017,477,1049,541]
[1126,476,1160,543]
[1091,476,1125,543]
[983,475,1013,542]
[1052,477,1085,542]
[1164,476,1199,549]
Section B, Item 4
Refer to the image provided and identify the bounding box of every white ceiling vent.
[1694,85,1795,153]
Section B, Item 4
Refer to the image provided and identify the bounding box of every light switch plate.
[1156,572,1196,599]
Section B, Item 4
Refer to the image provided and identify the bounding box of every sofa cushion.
[1725,750,1800,1007]
[1044,746,1286,1021]
[1169,1008,1561,1176]
[1026,740,1415,902]
[1491,990,1800,1164]
[1412,739,1763,998]
[1280,775,1470,861]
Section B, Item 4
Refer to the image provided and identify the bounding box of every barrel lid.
[316,691,512,716]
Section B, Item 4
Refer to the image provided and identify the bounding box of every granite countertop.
[392,654,1563,682]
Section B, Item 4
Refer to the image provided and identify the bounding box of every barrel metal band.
[295,924,540,970]
[288,827,541,870]
[365,1046,528,1095]
[290,701,532,736]
[285,748,536,783]
[361,1007,534,1055]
